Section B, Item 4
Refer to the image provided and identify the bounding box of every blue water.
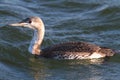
[0,0,120,80]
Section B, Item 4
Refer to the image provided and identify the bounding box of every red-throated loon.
[9,16,116,59]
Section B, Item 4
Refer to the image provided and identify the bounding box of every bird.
[9,16,116,59]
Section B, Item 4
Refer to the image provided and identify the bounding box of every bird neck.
[28,25,45,55]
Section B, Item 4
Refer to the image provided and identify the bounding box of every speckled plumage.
[40,42,115,59]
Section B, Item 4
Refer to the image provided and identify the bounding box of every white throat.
[28,26,45,55]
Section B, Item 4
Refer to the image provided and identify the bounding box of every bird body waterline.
[40,42,115,59]
[9,16,116,59]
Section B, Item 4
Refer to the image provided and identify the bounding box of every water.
[0,0,120,80]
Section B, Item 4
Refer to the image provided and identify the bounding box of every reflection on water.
[29,58,120,80]
[0,0,120,80]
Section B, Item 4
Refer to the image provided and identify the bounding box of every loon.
[9,16,115,59]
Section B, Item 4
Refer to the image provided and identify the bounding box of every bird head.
[9,16,44,30]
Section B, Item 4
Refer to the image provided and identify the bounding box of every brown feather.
[41,42,103,59]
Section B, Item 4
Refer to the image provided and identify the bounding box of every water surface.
[0,0,120,80]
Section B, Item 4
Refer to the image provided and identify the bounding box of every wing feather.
[41,42,101,58]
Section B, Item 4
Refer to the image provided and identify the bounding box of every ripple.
[0,0,120,80]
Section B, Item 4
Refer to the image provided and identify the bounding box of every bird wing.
[42,42,101,57]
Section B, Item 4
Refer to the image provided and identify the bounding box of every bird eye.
[28,20,32,23]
